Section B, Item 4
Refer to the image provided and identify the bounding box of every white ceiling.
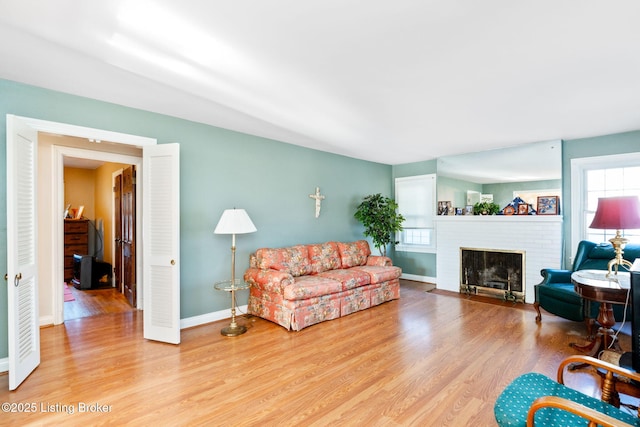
[1,1,640,166]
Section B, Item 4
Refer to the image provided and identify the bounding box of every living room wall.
[562,130,640,267]
[0,79,392,358]
[393,132,640,282]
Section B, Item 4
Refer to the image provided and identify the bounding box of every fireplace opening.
[460,247,525,302]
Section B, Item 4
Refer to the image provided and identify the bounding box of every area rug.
[63,283,75,302]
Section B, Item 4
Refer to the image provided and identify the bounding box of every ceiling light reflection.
[108,33,198,79]
[116,0,246,74]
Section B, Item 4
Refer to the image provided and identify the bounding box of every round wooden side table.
[571,269,630,357]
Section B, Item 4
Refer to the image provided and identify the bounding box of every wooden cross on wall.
[309,187,325,218]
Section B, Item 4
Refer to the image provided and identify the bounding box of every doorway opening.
[38,132,143,325]
[8,114,181,390]
[61,157,139,321]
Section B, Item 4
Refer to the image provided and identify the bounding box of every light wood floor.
[1,280,636,426]
[64,283,134,321]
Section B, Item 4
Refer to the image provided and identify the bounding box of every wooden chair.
[494,355,640,426]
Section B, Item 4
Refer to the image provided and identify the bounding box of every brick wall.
[435,216,563,304]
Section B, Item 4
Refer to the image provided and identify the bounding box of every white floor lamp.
[214,208,257,336]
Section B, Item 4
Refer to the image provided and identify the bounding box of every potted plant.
[354,193,405,256]
[473,201,500,215]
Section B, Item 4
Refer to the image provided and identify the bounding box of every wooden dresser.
[64,219,89,282]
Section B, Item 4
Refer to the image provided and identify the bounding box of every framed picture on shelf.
[537,196,559,215]
[517,203,529,215]
[438,201,452,215]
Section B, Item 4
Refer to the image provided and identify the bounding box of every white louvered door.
[6,115,40,390]
[142,143,180,344]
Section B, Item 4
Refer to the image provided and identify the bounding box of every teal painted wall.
[483,179,561,209]
[0,79,392,358]
[562,131,640,266]
[391,159,438,278]
[437,176,482,209]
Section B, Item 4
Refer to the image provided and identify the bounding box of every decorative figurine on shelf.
[501,196,536,215]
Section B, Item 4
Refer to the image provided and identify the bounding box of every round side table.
[571,269,630,357]
[214,280,250,336]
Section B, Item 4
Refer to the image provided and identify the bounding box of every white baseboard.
[39,315,55,327]
[0,357,8,373]
[401,273,436,284]
[180,305,248,330]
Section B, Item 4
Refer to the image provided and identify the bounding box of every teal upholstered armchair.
[494,355,640,426]
[534,240,639,333]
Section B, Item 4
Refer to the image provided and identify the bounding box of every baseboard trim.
[401,273,436,284]
[0,357,8,373]
[180,305,248,330]
[39,315,55,327]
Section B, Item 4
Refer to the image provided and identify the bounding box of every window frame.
[394,173,437,254]
[570,152,640,258]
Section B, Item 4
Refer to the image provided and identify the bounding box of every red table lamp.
[589,196,640,276]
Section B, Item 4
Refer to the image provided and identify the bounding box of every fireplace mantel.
[435,215,563,304]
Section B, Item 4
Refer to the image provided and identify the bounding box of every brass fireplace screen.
[460,247,525,302]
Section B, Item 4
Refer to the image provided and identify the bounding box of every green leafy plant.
[354,194,405,256]
[473,201,500,215]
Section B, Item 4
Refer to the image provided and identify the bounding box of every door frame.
[11,116,155,326]
[7,115,181,388]
[53,146,143,323]
[112,168,125,292]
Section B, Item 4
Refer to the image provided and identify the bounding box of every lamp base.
[607,231,633,277]
[221,324,247,337]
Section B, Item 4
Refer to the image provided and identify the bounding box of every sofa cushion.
[537,283,583,305]
[318,268,371,290]
[307,242,342,274]
[352,265,402,283]
[337,240,371,268]
[283,275,343,300]
[256,245,311,277]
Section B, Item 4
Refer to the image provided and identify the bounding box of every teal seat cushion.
[535,283,584,321]
[494,373,639,426]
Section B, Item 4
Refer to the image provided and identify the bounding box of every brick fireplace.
[436,216,563,304]
[460,247,525,302]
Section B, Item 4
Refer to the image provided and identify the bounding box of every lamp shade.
[589,196,640,230]
[214,209,257,234]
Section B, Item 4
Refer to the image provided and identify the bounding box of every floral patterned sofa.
[244,240,401,331]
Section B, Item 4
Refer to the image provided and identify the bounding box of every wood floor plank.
[63,283,133,321]
[0,280,636,425]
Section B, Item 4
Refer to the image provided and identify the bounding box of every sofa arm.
[243,268,294,294]
[366,256,392,267]
[539,268,573,285]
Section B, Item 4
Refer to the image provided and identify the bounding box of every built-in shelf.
[435,215,563,222]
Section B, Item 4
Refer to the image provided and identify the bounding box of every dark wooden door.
[122,166,136,307]
[114,174,123,293]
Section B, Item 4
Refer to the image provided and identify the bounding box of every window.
[571,153,640,253]
[395,174,436,253]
